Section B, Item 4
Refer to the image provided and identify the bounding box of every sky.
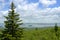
[0,0,60,23]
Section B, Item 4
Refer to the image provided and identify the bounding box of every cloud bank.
[0,0,60,23]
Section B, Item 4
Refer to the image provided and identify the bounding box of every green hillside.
[21,27,60,40]
[0,27,60,40]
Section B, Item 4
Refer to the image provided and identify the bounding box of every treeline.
[0,2,59,40]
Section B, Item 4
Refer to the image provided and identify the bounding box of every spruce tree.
[1,2,23,40]
[55,23,58,33]
[54,23,59,40]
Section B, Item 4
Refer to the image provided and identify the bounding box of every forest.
[0,2,60,40]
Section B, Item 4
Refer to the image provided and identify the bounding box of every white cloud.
[0,0,11,10]
[0,0,5,10]
[17,7,60,23]
[0,11,7,23]
[12,0,27,6]
[12,0,60,23]
[0,0,60,23]
[16,3,39,11]
[39,0,57,7]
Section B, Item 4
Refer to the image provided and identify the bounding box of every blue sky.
[0,0,60,23]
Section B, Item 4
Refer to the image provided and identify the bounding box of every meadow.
[0,27,60,40]
[19,27,60,40]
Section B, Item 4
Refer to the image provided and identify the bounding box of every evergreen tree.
[54,23,59,40]
[54,23,58,33]
[1,2,23,40]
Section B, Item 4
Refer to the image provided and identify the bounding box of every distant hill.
[0,23,60,28]
[20,23,60,28]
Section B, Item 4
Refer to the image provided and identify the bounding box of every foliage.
[0,1,59,40]
[54,23,59,40]
[23,27,60,40]
[1,2,23,40]
[0,27,60,40]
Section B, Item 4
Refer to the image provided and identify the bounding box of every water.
[0,23,60,28]
[21,23,60,27]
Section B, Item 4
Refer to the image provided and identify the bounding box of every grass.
[22,27,60,40]
[0,27,60,40]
